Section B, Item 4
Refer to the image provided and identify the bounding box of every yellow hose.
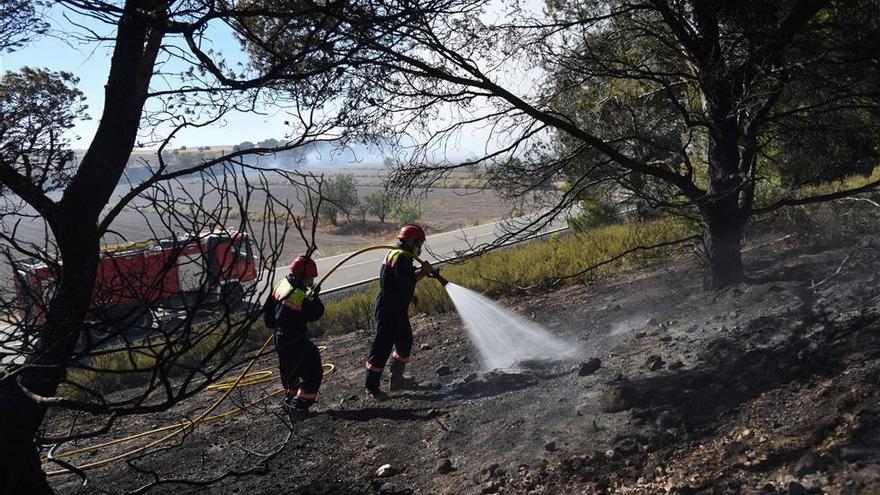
[45,244,413,478]
[46,334,275,476]
[206,370,275,391]
[46,364,336,465]
[309,244,423,297]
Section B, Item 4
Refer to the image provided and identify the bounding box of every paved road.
[255,214,569,296]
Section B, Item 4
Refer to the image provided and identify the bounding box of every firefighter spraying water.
[361,223,573,399]
[364,224,437,399]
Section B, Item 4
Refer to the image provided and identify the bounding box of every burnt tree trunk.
[701,97,748,290]
[0,2,165,493]
[702,203,747,289]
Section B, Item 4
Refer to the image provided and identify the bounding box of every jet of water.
[444,283,578,370]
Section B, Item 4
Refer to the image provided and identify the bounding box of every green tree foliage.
[0,0,48,53]
[321,173,359,225]
[772,109,880,186]
[363,188,395,223]
[552,1,880,197]
[392,201,422,225]
[0,67,87,192]
[568,199,621,232]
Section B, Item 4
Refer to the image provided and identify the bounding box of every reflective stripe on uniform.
[391,351,411,363]
[383,249,404,267]
[272,278,294,299]
[296,389,318,400]
[272,278,306,311]
[383,248,417,267]
[365,361,384,372]
[282,298,302,311]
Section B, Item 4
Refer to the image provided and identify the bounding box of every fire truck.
[12,229,259,335]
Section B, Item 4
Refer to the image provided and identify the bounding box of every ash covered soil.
[54,229,880,495]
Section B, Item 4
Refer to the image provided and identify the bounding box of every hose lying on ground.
[45,363,336,474]
[43,244,418,478]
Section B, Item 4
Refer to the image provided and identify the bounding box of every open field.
[0,168,515,287]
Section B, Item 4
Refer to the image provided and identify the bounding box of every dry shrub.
[410,216,695,316]
[315,285,378,336]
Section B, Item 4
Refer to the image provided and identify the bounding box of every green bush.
[410,216,695,315]
[392,202,422,225]
[568,199,621,231]
[314,284,378,336]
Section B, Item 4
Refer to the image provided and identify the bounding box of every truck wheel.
[219,282,245,312]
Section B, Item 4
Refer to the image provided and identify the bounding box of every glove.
[420,261,433,277]
[311,284,321,297]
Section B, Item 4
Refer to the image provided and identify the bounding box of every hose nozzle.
[430,268,449,286]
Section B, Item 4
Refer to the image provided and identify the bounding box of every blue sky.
[0,5,301,149]
[0,3,527,159]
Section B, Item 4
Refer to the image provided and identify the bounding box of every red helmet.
[397,224,426,243]
[289,255,318,279]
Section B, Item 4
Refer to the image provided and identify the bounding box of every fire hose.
[44,244,444,478]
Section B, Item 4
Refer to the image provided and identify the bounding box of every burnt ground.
[51,224,880,495]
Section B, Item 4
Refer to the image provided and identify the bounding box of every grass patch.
[410,216,695,316]
[315,285,378,336]
[754,164,880,207]
[763,165,880,249]
[61,317,261,399]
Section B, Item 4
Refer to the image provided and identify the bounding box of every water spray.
[444,284,579,370]
[317,246,574,372]
[316,246,576,371]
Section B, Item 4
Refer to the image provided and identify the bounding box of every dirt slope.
[53,230,880,495]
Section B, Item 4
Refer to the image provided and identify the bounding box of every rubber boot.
[389,360,416,391]
[288,397,314,422]
[281,391,298,409]
[288,406,311,422]
[365,369,388,401]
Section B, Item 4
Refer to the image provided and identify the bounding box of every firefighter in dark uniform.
[364,224,434,398]
[263,255,325,419]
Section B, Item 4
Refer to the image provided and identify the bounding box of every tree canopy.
[247,0,880,287]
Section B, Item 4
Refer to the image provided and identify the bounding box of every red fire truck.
[12,229,258,334]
